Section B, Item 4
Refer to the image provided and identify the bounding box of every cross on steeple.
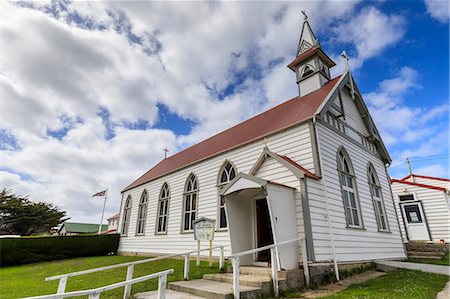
[163,147,169,159]
[301,10,308,21]
[341,50,350,71]
[341,50,356,100]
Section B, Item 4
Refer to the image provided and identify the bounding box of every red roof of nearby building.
[122,75,341,192]
[399,174,450,182]
[108,213,119,220]
[391,179,448,192]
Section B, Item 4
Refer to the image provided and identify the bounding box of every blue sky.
[1,0,448,222]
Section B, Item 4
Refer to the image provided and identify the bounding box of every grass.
[406,251,450,266]
[321,269,448,299]
[0,255,226,299]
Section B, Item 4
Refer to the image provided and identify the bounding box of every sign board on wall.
[193,217,216,241]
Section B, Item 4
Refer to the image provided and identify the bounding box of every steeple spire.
[288,11,336,97]
[297,10,318,56]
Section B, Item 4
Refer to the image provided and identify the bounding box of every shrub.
[0,234,120,266]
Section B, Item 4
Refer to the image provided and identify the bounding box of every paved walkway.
[376,261,450,276]
[134,289,204,299]
[436,281,450,299]
[299,270,386,298]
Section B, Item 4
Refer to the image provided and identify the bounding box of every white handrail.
[229,237,309,299]
[22,269,174,299]
[46,245,225,298]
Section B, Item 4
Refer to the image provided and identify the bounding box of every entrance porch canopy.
[220,173,300,270]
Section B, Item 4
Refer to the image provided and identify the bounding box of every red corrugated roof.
[399,174,450,182]
[277,154,321,180]
[122,76,341,192]
[391,179,448,192]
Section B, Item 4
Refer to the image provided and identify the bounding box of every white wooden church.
[118,15,406,268]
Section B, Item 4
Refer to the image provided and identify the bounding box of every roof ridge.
[391,179,448,192]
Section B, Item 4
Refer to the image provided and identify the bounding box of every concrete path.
[436,281,450,299]
[376,260,450,276]
[133,289,204,299]
[299,270,386,298]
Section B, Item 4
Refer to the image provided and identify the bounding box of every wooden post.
[157,274,167,299]
[196,240,200,267]
[232,257,240,299]
[219,246,224,270]
[271,247,279,297]
[57,276,68,294]
[184,253,190,280]
[123,264,134,299]
[209,240,213,267]
[302,238,310,287]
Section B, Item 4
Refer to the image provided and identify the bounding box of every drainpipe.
[313,116,340,281]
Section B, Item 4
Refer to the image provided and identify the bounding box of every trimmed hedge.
[0,234,120,266]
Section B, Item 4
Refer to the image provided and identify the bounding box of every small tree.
[0,189,68,236]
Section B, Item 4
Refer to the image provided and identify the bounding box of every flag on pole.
[92,190,107,197]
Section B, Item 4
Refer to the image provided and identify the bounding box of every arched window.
[156,183,170,234]
[302,65,314,78]
[121,196,132,235]
[217,161,237,228]
[337,148,363,228]
[368,164,388,231]
[136,190,148,235]
[182,174,198,232]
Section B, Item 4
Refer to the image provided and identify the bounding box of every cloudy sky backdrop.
[1,0,448,223]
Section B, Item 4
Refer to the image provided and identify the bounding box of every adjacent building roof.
[122,75,341,192]
[391,179,448,192]
[60,222,108,233]
[399,174,450,183]
[108,213,119,220]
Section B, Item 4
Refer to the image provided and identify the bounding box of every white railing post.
[271,247,279,297]
[232,256,240,299]
[301,238,310,287]
[184,253,190,280]
[219,246,224,270]
[57,276,68,294]
[157,274,167,299]
[89,291,100,299]
[123,264,134,299]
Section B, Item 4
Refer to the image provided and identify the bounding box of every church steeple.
[288,11,336,97]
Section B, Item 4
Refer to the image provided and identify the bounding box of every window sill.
[346,225,366,231]
[216,228,228,232]
[180,230,194,234]
[377,229,391,234]
[135,233,145,237]
[155,232,168,235]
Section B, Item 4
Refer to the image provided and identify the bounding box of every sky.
[1,0,449,224]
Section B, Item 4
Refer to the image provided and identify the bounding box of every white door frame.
[400,201,431,241]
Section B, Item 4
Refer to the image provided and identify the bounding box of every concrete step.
[407,251,445,257]
[408,255,445,260]
[405,243,448,253]
[169,279,262,299]
[203,273,274,293]
[227,266,286,278]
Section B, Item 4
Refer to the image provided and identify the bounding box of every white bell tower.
[288,11,336,97]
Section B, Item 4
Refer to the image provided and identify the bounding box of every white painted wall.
[118,123,314,256]
[391,182,450,243]
[313,122,405,262]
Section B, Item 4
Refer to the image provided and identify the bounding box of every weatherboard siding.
[391,182,450,242]
[312,122,405,262]
[118,122,314,256]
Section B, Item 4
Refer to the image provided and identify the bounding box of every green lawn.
[0,255,226,299]
[321,269,449,299]
[406,251,450,266]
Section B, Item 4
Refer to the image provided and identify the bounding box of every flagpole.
[98,188,108,234]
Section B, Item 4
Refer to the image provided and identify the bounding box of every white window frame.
[156,183,170,234]
[136,190,148,236]
[368,164,389,232]
[337,147,363,229]
[217,161,237,229]
[182,174,198,232]
[121,196,132,236]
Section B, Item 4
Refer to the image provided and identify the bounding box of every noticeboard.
[193,217,216,241]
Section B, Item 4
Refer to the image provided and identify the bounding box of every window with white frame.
[121,196,132,235]
[302,65,314,78]
[217,162,237,228]
[136,190,148,235]
[156,183,170,234]
[337,148,363,228]
[182,174,198,232]
[368,164,389,231]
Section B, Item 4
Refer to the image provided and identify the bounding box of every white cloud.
[414,164,448,178]
[1,1,431,223]
[424,0,449,23]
